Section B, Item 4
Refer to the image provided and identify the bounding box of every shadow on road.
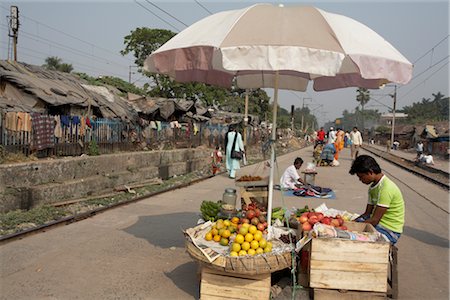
[403,225,449,248]
[123,212,199,248]
[164,261,199,299]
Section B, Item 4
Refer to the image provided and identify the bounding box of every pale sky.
[1,1,448,126]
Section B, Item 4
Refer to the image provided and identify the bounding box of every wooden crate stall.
[200,266,270,300]
[299,221,390,293]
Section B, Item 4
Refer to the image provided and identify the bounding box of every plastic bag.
[305,162,316,172]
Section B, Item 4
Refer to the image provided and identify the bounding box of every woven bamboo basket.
[185,239,293,275]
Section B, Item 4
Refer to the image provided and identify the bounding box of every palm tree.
[356,87,370,129]
[42,56,73,73]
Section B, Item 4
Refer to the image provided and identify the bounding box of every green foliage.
[0,205,68,232]
[88,140,100,156]
[375,125,391,134]
[121,27,176,66]
[403,92,449,123]
[74,73,147,95]
[42,56,73,73]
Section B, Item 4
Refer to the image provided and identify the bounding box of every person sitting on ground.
[280,157,304,189]
[319,143,336,166]
[415,141,424,159]
[349,155,405,245]
[417,153,435,165]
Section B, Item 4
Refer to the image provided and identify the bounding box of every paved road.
[1,146,448,299]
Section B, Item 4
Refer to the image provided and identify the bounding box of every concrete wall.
[0,148,210,213]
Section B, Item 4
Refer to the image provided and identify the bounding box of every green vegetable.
[200,201,221,222]
[295,205,310,216]
[271,207,286,221]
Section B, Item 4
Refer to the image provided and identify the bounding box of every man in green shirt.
[349,155,405,244]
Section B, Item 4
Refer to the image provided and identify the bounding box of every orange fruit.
[241,241,251,251]
[244,233,254,242]
[231,217,240,224]
[231,242,241,253]
[230,251,238,257]
[235,234,245,244]
[258,238,267,249]
[221,229,231,238]
[211,228,219,236]
[247,248,256,256]
[223,220,231,227]
[250,240,259,250]
[205,232,213,241]
[238,250,247,256]
[253,231,263,242]
[220,238,229,246]
[239,226,248,236]
[256,248,264,255]
[213,235,221,242]
[248,225,257,235]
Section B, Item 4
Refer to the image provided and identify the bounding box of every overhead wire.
[143,0,189,27]
[134,0,181,32]
[194,0,213,15]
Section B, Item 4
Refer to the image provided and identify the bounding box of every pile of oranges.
[229,223,272,257]
[204,218,239,246]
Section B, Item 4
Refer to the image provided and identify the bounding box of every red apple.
[263,221,268,228]
[321,217,331,225]
[316,213,324,221]
[331,219,340,227]
[302,222,312,231]
[308,216,319,225]
[298,216,308,224]
[246,210,256,220]
[301,212,309,218]
[258,215,266,223]
[241,218,250,224]
[254,208,261,217]
[257,223,265,231]
[251,217,260,226]
[338,218,344,226]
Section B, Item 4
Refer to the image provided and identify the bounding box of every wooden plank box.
[200,266,271,300]
[299,221,390,293]
[313,288,387,300]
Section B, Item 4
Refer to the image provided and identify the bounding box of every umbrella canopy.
[144,4,412,91]
[144,3,413,232]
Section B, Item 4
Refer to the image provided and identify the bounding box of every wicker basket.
[185,239,293,275]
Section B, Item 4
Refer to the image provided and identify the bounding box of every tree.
[403,92,449,123]
[356,87,370,129]
[42,56,73,73]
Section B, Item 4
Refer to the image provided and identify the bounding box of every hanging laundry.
[193,123,199,135]
[85,117,92,128]
[31,113,55,151]
[54,115,63,139]
[17,112,32,132]
[5,112,17,131]
[149,121,157,129]
[60,115,70,127]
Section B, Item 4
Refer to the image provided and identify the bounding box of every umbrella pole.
[267,71,279,235]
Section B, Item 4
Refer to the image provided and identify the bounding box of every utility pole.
[9,6,19,62]
[243,90,249,147]
[128,65,138,83]
[290,105,295,132]
[389,85,397,152]
[301,98,312,132]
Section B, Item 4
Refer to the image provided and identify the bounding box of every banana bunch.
[271,207,286,222]
[200,201,221,222]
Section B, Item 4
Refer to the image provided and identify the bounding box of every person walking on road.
[315,127,326,149]
[349,155,405,244]
[225,125,244,179]
[327,127,336,145]
[349,126,363,160]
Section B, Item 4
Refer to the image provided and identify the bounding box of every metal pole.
[267,71,279,235]
[243,90,249,147]
[301,98,304,132]
[390,85,397,151]
[128,66,132,83]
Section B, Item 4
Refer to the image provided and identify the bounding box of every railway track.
[362,145,449,190]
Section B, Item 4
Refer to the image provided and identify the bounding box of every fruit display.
[297,211,348,232]
[229,223,272,257]
[200,200,221,221]
[204,218,239,245]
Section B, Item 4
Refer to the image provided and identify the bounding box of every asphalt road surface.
[1,146,448,299]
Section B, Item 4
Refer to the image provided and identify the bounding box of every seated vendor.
[280,157,304,189]
[349,155,405,245]
[320,143,336,165]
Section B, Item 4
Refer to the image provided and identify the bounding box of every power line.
[143,0,189,27]
[134,0,181,32]
[400,61,449,100]
[412,35,449,64]
[194,0,213,15]
[20,14,133,64]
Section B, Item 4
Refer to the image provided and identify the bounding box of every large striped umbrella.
[144,3,413,230]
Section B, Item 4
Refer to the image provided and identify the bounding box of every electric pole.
[389,85,397,152]
[9,6,19,62]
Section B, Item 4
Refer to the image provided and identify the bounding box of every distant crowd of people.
[313,126,362,166]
